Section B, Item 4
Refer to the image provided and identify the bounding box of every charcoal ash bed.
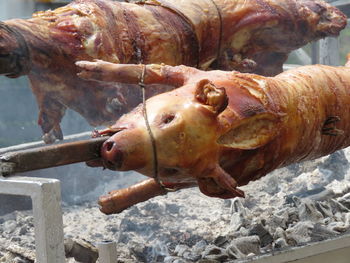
[1,148,350,263]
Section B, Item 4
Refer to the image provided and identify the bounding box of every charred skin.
[0,0,346,142]
[78,61,350,214]
[0,22,30,77]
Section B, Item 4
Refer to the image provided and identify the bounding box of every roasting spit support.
[0,135,108,177]
[0,176,65,263]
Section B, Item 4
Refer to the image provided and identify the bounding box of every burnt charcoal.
[214,236,230,247]
[315,202,333,218]
[3,220,17,234]
[286,158,325,176]
[166,203,181,214]
[276,206,299,225]
[174,244,190,257]
[10,237,21,242]
[179,234,204,247]
[248,224,273,247]
[267,213,288,230]
[310,223,339,242]
[105,225,118,234]
[201,245,229,262]
[285,187,327,204]
[64,238,98,263]
[230,199,250,231]
[328,213,350,232]
[197,259,220,263]
[192,240,208,255]
[118,218,160,243]
[230,236,260,255]
[273,227,285,240]
[141,202,167,215]
[285,221,314,245]
[337,193,350,209]
[150,241,169,262]
[13,257,32,263]
[127,241,149,262]
[319,151,349,180]
[307,189,335,202]
[18,226,27,236]
[164,256,190,263]
[330,199,350,213]
[273,237,288,249]
[295,198,324,222]
[225,244,245,259]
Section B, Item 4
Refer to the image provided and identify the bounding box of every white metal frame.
[239,234,350,263]
[0,177,65,263]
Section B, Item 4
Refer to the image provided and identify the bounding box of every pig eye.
[161,113,176,125]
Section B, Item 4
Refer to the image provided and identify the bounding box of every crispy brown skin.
[0,0,346,142]
[98,179,195,214]
[87,61,350,214]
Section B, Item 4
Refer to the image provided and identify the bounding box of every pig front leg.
[76,60,201,87]
[98,179,196,214]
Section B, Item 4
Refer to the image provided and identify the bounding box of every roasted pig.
[0,0,346,142]
[76,57,350,214]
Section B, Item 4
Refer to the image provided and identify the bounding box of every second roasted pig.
[0,0,347,142]
[76,58,350,214]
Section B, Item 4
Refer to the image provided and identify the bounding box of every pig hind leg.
[197,166,245,199]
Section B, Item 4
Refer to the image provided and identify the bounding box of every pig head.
[78,62,284,199]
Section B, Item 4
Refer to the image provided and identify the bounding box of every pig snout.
[101,139,124,170]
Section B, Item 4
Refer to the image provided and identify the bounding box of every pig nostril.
[105,141,115,152]
[101,140,123,170]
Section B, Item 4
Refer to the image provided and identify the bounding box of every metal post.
[319,37,340,66]
[0,177,65,263]
[97,241,118,263]
[312,37,340,66]
[291,48,311,65]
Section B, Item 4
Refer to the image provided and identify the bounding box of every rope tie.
[139,65,175,192]
[208,0,222,60]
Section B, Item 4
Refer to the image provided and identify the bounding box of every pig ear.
[195,79,228,115]
[217,113,280,150]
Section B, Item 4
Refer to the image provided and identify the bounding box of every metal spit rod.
[0,136,108,177]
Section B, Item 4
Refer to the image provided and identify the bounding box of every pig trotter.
[42,124,63,144]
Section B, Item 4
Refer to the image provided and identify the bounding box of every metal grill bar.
[0,177,65,263]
